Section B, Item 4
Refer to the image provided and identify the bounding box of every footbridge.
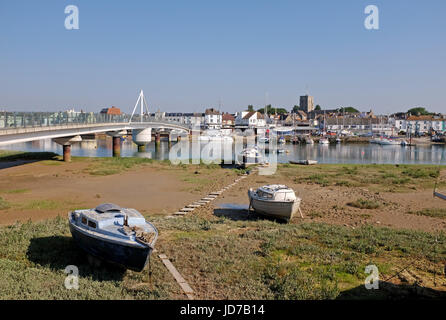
[0,113,190,161]
[0,90,194,161]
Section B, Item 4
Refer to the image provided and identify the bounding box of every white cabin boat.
[237,146,264,165]
[248,184,302,221]
[319,138,329,145]
[378,138,401,145]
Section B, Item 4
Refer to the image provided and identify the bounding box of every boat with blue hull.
[68,203,158,272]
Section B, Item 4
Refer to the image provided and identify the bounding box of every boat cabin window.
[81,217,87,225]
[88,220,97,229]
[258,190,273,199]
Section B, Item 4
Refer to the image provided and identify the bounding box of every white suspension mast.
[129,90,150,123]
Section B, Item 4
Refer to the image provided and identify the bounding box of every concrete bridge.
[0,115,190,161]
[0,92,194,161]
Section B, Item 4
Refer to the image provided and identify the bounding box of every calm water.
[2,138,445,165]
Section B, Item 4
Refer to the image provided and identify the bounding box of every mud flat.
[0,153,445,300]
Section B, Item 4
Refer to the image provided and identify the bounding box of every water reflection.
[1,138,445,165]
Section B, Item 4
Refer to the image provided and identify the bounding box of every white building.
[396,116,446,134]
[235,111,266,128]
[204,108,222,129]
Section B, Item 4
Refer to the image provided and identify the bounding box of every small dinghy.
[248,185,303,221]
[289,160,318,165]
[68,203,158,272]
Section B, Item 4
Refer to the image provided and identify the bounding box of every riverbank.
[0,154,444,299]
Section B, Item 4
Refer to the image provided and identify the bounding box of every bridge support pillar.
[106,131,127,158]
[155,132,161,145]
[132,128,151,152]
[112,136,121,157]
[63,145,71,162]
[53,135,82,162]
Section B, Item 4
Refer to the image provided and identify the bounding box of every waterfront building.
[324,116,395,136]
[221,113,235,128]
[204,108,222,129]
[100,106,121,115]
[397,115,446,135]
[235,111,266,128]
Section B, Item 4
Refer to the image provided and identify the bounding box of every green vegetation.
[0,197,10,210]
[1,188,29,194]
[82,157,158,176]
[338,107,359,113]
[258,106,288,115]
[282,164,445,192]
[0,199,85,212]
[0,217,180,299]
[407,208,446,220]
[1,215,443,299]
[347,198,381,210]
[407,107,431,116]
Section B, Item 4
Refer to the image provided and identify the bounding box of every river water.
[1,138,445,165]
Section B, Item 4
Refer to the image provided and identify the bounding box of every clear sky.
[0,0,445,114]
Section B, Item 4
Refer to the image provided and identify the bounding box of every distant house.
[222,113,235,128]
[100,106,122,115]
[402,115,446,134]
[235,111,266,128]
[204,108,222,129]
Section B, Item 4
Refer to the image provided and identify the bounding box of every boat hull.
[69,223,153,272]
[249,191,300,221]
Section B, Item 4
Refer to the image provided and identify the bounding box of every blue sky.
[0,0,445,114]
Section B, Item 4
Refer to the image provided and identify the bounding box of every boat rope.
[148,256,153,290]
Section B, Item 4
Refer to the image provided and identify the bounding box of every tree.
[407,107,430,115]
[339,107,359,113]
[258,106,287,115]
[292,105,300,113]
[315,105,321,111]
[247,105,254,112]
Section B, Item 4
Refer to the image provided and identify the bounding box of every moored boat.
[258,137,270,144]
[248,184,303,221]
[319,138,329,145]
[237,146,264,165]
[68,203,158,272]
[378,137,401,145]
[289,160,318,165]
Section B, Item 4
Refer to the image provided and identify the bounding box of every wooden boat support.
[158,254,195,300]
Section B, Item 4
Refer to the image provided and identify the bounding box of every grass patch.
[83,157,155,176]
[279,164,445,192]
[304,174,330,187]
[2,189,30,194]
[347,198,381,209]
[0,215,444,299]
[0,197,10,210]
[407,208,446,219]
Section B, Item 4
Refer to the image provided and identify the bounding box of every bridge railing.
[0,112,192,131]
[0,111,132,130]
